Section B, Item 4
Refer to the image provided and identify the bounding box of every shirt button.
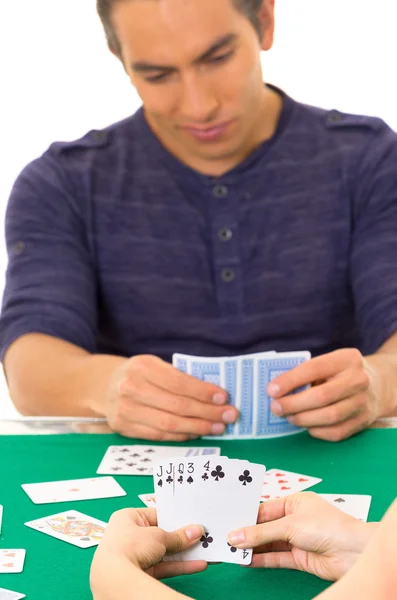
[221,268,235,283]
[327,111,343,124]
[14,242,25,255]
[213,185,228,198]
[218,228,233,242]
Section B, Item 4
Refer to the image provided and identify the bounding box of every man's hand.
[104,354,238,440]
[228,492,377,582]
[267,348,395,441]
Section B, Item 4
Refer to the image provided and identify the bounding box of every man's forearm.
[4,334,127,417]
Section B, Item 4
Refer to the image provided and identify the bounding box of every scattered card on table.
[0,588,26,600]
[261,468,322,501]
[319,494,372,522]
[22,476,126,504]
[97,445,221,476]
[138,493,157,507]
[0,550,26,574]
[25,510,107,548]
[0,505,3,534]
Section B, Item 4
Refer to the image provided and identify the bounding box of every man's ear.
[258,0,275,52]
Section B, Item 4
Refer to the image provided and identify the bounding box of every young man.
[90,492,397,599]
[2,0,397,442]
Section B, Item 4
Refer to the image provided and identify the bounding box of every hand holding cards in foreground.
[227,492,376,581]
[154,456,265,565]
[91,507,207,595]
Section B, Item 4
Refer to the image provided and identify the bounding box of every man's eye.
[208,51,234,64]
[145,51,234,84]
[146,73,170,84]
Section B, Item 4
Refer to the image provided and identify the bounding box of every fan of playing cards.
[154,455,265,564]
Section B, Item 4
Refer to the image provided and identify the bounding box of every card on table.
[0,589,25,600]
[97,445,221,476]
[22,476,126,504]
[319,494,372,522]
[0,550,26,574]
[261,469,322,501]
[155,455,265,565]
[138,493,157,507]
[25,510,107,548]
[173,351,311,439]
[0,505,3,534]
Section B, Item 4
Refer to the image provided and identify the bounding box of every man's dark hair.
[97,0,265,59]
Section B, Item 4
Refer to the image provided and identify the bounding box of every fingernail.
[222,410,237,424]
[271,401,282,416]
[228,530,245,545]
[213,393,227,405]
[268,383,280,396]
[211,422,225,435]
[185,525,203,540]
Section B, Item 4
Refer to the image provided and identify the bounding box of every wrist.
[363,354,397,417]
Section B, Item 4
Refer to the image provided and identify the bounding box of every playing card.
[25,510,107,548]
[173,351,310,440]
[0,505,3,535]
[256,354,310,437]
[0,589,25,600]
[138,493,157,507]
[97,445,221,476]
[261,469,322,501]
[0,550,26,574]
[155,456,265,565]
[22,476,126,504]
[318,494,372,522]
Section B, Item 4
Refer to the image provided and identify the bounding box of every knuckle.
[172,396,188,415]
[347,348,363,365]
[327,405,343,424]
[159,416,178,433]
[328,427,345,443]
[315,389,329,407]
[129,354,152,372]
[150,429,166,441]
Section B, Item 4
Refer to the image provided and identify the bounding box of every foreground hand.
[91,508,207,580]
[105,355,238,440]
[228,492,376,581]
[267,348,389,441]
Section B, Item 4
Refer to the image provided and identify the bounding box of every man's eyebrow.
[130,33,238,73]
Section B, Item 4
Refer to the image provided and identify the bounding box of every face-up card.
[318,494,372,522]
[0,589,26,600]
[97,445,221,476]
[0,550,26,574]
[261,469,322,501]
[25,510,107,548]
[22,476,126,504]
[155,456,265,565]
[138,493,157,507]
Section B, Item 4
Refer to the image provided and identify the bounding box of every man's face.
[112,0,275,170]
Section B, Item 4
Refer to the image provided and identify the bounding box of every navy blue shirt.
[2,85,397,362]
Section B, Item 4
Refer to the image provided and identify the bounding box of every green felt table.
[0,429,396,600]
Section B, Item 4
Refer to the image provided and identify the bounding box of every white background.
[1,0,396,418]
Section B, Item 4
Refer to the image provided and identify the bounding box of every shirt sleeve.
[351,125,397,355]
[0,153,98,361]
